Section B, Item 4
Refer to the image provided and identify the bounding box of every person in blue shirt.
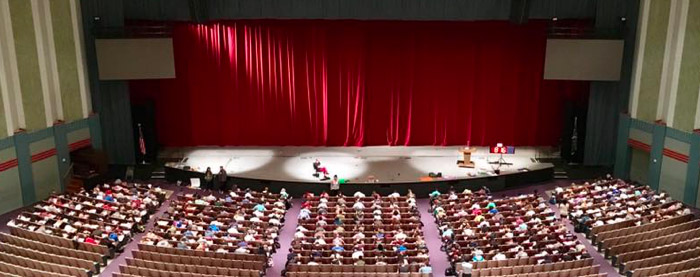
[104,195,114,202]
[209,224,220,231]
[253,202,266,212]
[418,263,433,274]
[108,232,118,241]
[331,245,345,252]
[489,208,498,214]
[429,189,440,198]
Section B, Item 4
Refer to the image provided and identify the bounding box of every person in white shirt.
[353,201,365,210]
[353,191,366,198]
[493,253,507,260]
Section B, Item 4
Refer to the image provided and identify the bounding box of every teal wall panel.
[0,147,23,214]
[29,138,60,201]
[688,133,700,206]
[664,138,690,155]
[13,133,35,204]
[647,124,666,190]
[0,117,102,209]
[630,149,650,185]
[629,128,653,144]
[67,128,91,144]
[614,114,631,179]
[31,157,60,201]
[659,157,687,201]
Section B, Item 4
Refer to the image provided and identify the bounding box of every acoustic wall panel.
[544,39,624,81]
[95,38,175,80]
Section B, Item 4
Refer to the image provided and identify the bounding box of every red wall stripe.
[628,139,651,152]
[0,159,18,172]
[663,148,689,163]
[30,149,57,163]
[69,139,91,151]
[627,138,690,163]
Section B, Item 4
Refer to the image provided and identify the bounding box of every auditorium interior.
[1,0,700,276]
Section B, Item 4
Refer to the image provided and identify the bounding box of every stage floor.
[161,146,556,184]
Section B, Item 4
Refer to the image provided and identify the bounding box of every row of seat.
[471,258,594,277]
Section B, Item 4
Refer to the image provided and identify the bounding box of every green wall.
[9,0,46,131]
[50,0,83,122]
[637,0,670,122]
[674,0,700,132]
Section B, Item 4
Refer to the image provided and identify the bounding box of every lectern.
[457,147,475,168]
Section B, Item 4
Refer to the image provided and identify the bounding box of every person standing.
[330,175,340,196]
[203,167,214,190]
[217,166,228,191]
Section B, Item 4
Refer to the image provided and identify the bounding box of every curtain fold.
[130,20,589,147]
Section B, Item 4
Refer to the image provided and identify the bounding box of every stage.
[161,146,555,196]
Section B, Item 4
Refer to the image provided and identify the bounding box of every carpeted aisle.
[418,198,451,275]
[269,198,302,276]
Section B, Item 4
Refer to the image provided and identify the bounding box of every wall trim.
[685,133,700,205]
[0,136,13,149]
[30,0,56,127]
[664,0,689,127]
[666,126,692,142]
[630,118,655,133]
[25,127,54,142]
[30,148,56,163]
[662,148,689,163]
[69,0,91,117]
[628,138,652,152]
[656,0,680,122]
[0,0,26,133]
[629,137,689,163]
[0,158,18,172]
[630,0,650,118]
[68,138,91,151]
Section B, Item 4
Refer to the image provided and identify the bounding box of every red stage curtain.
[130,20,589,147]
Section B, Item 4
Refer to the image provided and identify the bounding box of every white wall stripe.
[665,0,689,127]
[0,0,26,134]
[69,0,91,117]
[656,0,679,123]
[40,0,63,121]
[630,0,650,118]
[30,0,56,127]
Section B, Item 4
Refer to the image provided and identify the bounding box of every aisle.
[418,199,450,275]
[269,199,302,276]
[99,184,184,277]
[543,194,622,276]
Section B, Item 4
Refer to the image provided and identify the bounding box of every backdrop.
[130,20,589,147]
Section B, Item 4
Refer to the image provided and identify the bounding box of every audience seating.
[431,189,600,277]
[286,191,430,275]
[557,178,698,276]
[0,260,72,277]
[0,181,165,277]
[113,187,286,277]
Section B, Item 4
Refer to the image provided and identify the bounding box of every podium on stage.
[457,147,475,168]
